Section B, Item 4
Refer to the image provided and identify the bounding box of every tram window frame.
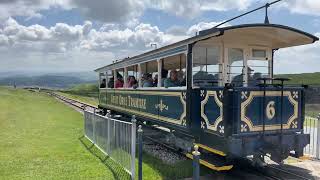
[139,60,159,89]
[99,72,107,89]
[125,65,139,89]
[161,53,187,89]
[114,68,125,89]
[226,47,245,87]
[247,47,272,86]
[192,45,223,88]
[106,70,113,89]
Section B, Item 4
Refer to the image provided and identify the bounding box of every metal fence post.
[131,115,137,180]
[93,108,96,144]
[138,125,143,180]
[316,113,320,159]
[107,110,111,154]
[193,145,200,180]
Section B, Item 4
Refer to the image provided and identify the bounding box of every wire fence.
[304,115,320,159]
[84,110,136,179]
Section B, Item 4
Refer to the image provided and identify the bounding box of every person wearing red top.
[115,78,123,88]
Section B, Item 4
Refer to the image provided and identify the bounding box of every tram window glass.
[193,46,221,87]
[140,60,158,88]
[115,69,124,88]
[99,72,106,88]
[228,48,244,87]
[252,49,267,58]
[247,60,269,86]
[162,54,186,88]
[106,70,114,88]
[126,65,138,88]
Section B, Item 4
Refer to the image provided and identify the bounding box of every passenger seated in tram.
[115,74,124,88]
[232,67,254,87]
[250,72,262,86]
[107,77,114,88]
[193,71,217,87]
[160,69,168,87]
[142,73,153,87]
[127,76,138,88]
[153,74,158,87]
[100,79,106,88]
[164,70,180,88]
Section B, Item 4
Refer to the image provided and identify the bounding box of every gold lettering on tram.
[110,94,146,110]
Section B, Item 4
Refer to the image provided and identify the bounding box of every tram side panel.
[226,87,308,162]
[100,89,189,131]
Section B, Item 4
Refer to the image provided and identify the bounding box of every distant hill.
[0,72,98,88]
[276,72,320,85]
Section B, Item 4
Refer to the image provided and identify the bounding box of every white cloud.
[186,21,229,36]
[0,0,72,21]
[0,17,188,72]
[274,33,320,74]
[0,34,9,46]
[0,16,319,74]
[71,0,144,23]
[281,0,320,16]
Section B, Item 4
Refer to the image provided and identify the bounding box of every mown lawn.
[0,87,198,179]
[0,87,115,179]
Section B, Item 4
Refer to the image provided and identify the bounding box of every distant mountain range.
[0,71,319,89]
[0,72,98,88]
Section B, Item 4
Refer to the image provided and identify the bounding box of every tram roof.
[95,23,319,72]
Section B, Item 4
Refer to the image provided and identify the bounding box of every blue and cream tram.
[95,23,318,170]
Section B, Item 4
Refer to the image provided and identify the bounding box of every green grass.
[0,87,198,179]
[276,72,320,85]
[63,83,99,98]
[0,87,113,179]
[306,104,320,118]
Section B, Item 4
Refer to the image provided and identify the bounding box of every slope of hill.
[276,72,320,85]
[0,72,98,88]
[0,75,95,88]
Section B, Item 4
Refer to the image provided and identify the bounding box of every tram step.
[186,153,233,171]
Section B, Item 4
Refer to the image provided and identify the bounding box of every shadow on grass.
[79,136,131,180]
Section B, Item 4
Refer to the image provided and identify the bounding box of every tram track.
[48,91,313,180]
[49,92,97,113]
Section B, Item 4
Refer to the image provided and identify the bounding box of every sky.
[0,0,319,74]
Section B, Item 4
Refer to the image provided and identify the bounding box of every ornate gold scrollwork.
[155,99,169,112]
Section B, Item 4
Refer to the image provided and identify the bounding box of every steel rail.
[50,92,97,110]
[266,165,311,180]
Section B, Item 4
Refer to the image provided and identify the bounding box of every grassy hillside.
[0,72,97,89]
[62,83,99,98]
[0,87,113,179]
[276,72,320,85]
[0,87,200,179]
[0,75,93,88]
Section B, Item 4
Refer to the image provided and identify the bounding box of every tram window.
[140,61,158,88]
[99,72,106,88]
[115,69,124,88]
[252,49,267,59]
[162,54,186,88]
[106,70,114,88]
[247,60,269,86]
[193,46,221,87]
[228,48,244,87]
[126,65,138,88]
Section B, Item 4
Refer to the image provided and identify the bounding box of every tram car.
[95,23,318,170]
